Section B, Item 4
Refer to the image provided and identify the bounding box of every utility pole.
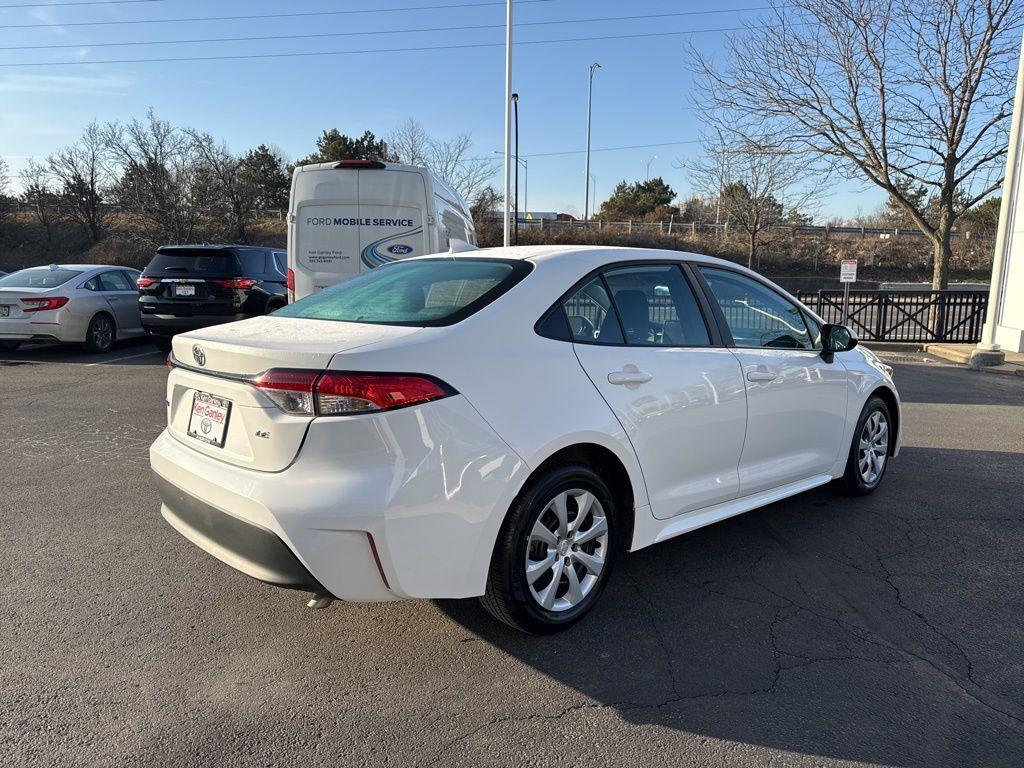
[502,0,513,247]
[583,62,601,223]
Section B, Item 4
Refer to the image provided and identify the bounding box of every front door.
[696,266,849,495]
[567,263,748,520]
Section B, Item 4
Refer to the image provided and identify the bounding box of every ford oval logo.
[192,345,206,367]
[387,244,413,255]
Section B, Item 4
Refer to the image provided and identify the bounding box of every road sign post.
[840,259,858,326]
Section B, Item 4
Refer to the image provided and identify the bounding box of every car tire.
[839,395,892,496]
[481,463,619,634]
[84,313,115,354]
[152,336,173,352]
[0,340,20,352]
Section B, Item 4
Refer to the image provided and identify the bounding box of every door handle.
[745,370,778,382]
[608,370,653,386]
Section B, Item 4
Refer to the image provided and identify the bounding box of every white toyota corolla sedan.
[150,246,900,633]
[0,264,145,353]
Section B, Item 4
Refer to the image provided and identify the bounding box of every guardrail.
[797,289,989,343]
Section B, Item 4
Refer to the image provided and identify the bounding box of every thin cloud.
[0,72,133,95]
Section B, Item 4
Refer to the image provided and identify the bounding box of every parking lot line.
[85,350,164,366]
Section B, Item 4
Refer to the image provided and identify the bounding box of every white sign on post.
[840,259,858,283]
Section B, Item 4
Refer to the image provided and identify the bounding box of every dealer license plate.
[187,391,232,448]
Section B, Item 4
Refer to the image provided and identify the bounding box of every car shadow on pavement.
[0,338,166,365]
[436,447,1024,767]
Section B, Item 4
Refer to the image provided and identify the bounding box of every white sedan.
[150,246,900,633]
[0,264,146,353]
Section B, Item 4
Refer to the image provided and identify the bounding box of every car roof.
[18,264,128,272]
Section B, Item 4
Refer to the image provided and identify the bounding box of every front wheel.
[839,395,892,495]
[481,464,619,634]
[84,313,115,353]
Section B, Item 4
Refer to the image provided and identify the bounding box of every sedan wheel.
[482,463,618,634]
[840,395,892,495]
[85,314,115,353]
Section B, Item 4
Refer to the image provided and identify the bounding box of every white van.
[286,160,476,301]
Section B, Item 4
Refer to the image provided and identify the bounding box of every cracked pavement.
[2,348,1023,767]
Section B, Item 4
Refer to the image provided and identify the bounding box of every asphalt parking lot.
[2,344,1023,767]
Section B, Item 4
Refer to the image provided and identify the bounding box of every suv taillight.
[251,369,454,416]
[212,277,259,290]
[20,297,69,312]
[137,277,157,288]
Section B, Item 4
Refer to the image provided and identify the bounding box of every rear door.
[568,263,748,520]
[695,265,849,495]
[356,169,429,268]
[97,269,142,333]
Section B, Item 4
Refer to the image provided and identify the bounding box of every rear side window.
[98,271,134,291]
[603,264,710,346]
[699,266,813,349]
[0,267,81,288]
[234,250,267,274]
[561,277,624,345]
[274,258,530,327]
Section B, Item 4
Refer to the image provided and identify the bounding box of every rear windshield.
[144,248,266,275]
[0,267,82,288]
[275,258,531,327]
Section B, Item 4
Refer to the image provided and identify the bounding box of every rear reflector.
[20,296,69,313]
[251,368,454,416]
[137,276,157,288]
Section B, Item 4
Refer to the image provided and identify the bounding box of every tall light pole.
[493,152,528,220]
[583,62,601,223]
[713,123,726,227]
[644,155,657,180]
[502,0,514,246]
[589,173,597,219]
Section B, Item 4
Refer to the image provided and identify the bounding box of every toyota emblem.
[192,345,206,367]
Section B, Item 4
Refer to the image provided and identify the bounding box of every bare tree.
[690,0,1022,287]
[187,130,258,243]
[0,156,9,233]
[48,122,110,244]
[687,134,819,268]
[388,118,498,202]
[103,110,208,245]
[19,159,56,245]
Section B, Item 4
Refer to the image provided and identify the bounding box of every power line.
[0,0,555,29]
[0,0,167,7]
[0,8,775,51]
[0,26,758,67]
[523,140,703,159]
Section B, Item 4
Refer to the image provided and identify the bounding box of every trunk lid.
[166,315,422,471]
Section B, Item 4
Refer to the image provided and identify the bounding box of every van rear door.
[291,165,430,300]
[357,169,429,268]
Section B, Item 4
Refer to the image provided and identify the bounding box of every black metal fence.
[797,290,989,343]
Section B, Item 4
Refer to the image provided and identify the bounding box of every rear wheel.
[84,313,115,353]
[481,464,619,634]
[839,395,892,495]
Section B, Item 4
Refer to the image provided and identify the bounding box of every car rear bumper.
[154,472,326,593]
[148,395,529,603]
[0,316,83,343]
[142,313,248,336]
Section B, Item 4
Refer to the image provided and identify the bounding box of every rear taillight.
[251,369,454,416]
[137,277,157,288]
[211,277,259,290]
[20,296,69,313]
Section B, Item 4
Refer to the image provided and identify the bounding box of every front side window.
[603,264,710,346]
[561,276,624,344]
[699,267,813,349]
[274,258,529,326]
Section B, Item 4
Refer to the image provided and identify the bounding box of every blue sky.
[0,0,883,219]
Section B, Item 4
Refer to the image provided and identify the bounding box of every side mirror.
[820,324,858,361]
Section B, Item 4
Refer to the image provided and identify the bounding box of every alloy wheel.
[525,489,609,612]
[92,317,113,350]
[858,410,889,485]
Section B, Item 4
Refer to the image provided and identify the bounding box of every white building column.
[978,32,1024,358]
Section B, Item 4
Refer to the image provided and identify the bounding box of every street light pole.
[713,124,725,228]
[502,0,513,247]
[583,62,601,223]
[644,155,657,180]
